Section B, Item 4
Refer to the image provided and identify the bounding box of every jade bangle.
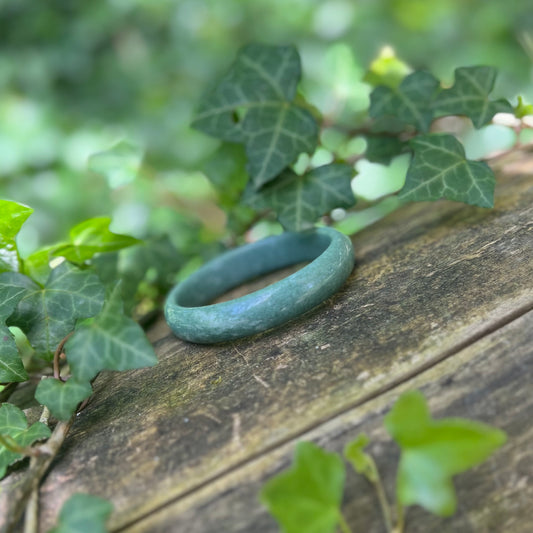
[164,227,354,344]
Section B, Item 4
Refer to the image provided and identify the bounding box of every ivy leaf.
[0,272,35,320]
[21,246,55,286]
[0,272,35,382]
[66,284,157,381]
[8,262,105,358]
[343,433,379,483]
[193,43,302,141]
[0,403,51,479]
[363,46,412,89]
[398,134,495,207]
[433,66,512,128]
[245,164,355,231]
[385,390,507,516]
[365,136,406,164]
[0,324,28,383]
[90,236,184,314]
[242,103,319,187]
[225,204,258,236]
[192,44,319,188]
[88,140,144,189]
[514,96,533,119]
[260,441,345,533]
[0,199,33,273]
[35,378,93,421]
[48,493,113,533]
[200,141,257,235]
[202,143,248,208]
[52,217,141,263]
[369,71,440,132]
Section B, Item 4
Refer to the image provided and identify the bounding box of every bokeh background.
[1,0,532,257]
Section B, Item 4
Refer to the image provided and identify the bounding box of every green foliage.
[343,433,378,483]
[88,141,144,189]
[192,45,527,232]
[111,236,185,313]
[399,134,495,207]
[35,378,93,422]
[0,272,34,382]
[0,323,27,383]
[202,143,249,209]
[18,217,141,284]
[370,71,440,132]
[192,44,319,188]
[385,390,507,516]
[48,493,113,533]
[1,0,531,250]
[22,247,58,286]
[364,136,406,165]
[262,390,506,530]
[0,200,33,273]
[433,66,513,128]
[369,65,513,134]
[514,96,533,119]
[51,217,141,264]
[245,164,355,231]
[363,46,412,89]
[202,143,260,234]
[66,284,157,382]
[0,403,51,479]
[260,441,346,533]
[7,262,105,358]
[0,199,157,446]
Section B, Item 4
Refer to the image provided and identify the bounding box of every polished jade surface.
[164,227,354,344]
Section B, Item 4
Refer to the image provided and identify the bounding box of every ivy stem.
[359,452,395,533]
[53,332,73,380]
[372,472,394,533]
[0,434,41,457]
[19,404,52,533]
[2,416,74,531]
[0,434,23,453]
[394,502,405,533]
[338,512,353,533]
[23,483,39,533]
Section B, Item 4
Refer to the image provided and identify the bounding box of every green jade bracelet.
[164,227,354,344]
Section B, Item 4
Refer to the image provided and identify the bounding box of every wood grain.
[14,160,532,531]
[128,310,533,533]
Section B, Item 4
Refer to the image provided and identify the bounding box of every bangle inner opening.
[175,231,331,307]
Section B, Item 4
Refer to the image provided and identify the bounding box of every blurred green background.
[1,0,532,256]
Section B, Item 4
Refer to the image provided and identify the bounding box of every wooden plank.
[31,163,532,530]
[126,310,533,533]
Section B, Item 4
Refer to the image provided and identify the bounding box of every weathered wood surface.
[23,155,533,531]
[127,310,533,533]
